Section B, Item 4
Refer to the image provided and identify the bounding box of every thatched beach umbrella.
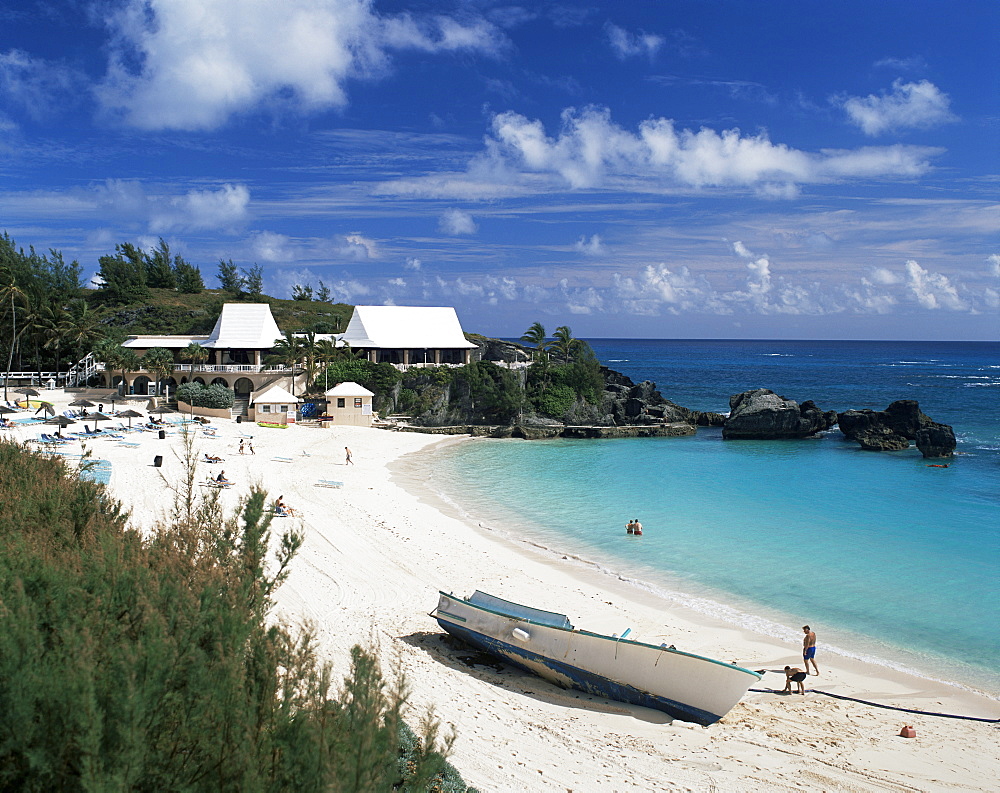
[77,411,111,433]
[117,409,143,429]
[69,399,96,408]
[148,406,178,415]
[44,416,76,434]
[15,387,40,397]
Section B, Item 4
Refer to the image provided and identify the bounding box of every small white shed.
[324,382,375,427]
[250,384,302,425]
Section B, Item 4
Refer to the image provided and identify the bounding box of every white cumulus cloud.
[838,80,957,136]
[574,234,605,256]
[339,233,378,260]
[467,106,940,198]
[438,208,478,235]
[98,0,504,130]
[904,259,967,310]
[988,253,1000,277]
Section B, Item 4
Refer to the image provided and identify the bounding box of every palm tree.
[59,300,106,369]
[181,341,209,373]
[119,348,141,395]
[0,280,27,401]
[550,325,577,362]
[143,347,175,396]
[265,332,307,396]
[314,338,339,392]
[520,322,548,360]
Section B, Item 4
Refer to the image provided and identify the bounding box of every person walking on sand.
[238,439,245,455]
[802,625,819,675]
[248,441,255,455]
[345,446,353,465]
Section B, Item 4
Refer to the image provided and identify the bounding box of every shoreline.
[397,437,1000,701]
[392,437,1000,704]
[7,396,999,791]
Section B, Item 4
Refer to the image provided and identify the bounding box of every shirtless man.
[802,625,819,675]
[783,665,807,694]
[625,519,635,534]
[632,518,643,536]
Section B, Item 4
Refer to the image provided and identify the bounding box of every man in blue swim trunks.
[802,625,819,675]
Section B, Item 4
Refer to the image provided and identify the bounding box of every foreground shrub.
[0,442,466,792]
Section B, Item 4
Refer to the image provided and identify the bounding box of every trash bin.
[236,415,243,423]
[158,429,166,439]
[153,455,163,468]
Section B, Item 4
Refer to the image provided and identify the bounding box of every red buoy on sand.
[899,725,917,738]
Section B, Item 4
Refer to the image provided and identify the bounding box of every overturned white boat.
[432,590,760,725]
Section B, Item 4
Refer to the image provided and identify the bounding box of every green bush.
[534,383,577,419]
[0,442,468,792]
[176,381,235,409]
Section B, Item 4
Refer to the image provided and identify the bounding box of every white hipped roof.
[251,385,301,405]
[203,303,284,349]
[340,306,476,349]
[325,381,374,398]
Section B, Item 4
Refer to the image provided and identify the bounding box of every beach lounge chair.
[271,456,294,463]
[118,441,140,448]
[315,479,343,488]
[203,478,233,488]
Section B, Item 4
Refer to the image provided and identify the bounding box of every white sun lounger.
[315,479,343,488]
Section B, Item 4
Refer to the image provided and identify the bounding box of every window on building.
[261,405,271,413]
[337,398,345,408]
[354,398,362,408]
[279,405,288,413]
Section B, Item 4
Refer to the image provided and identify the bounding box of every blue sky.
[1,0,997,340]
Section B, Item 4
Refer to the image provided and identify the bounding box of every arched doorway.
[193,377,206,385]
[233,377,254,397]
[132,375,151,395]
[211,377,229,388]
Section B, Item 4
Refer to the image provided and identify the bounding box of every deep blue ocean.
[423,340,1000,695]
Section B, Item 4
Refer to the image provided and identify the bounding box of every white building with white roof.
[83,302,479,402]
[249,384,302,424]
[322,381,375,426]
[340,305,477,365]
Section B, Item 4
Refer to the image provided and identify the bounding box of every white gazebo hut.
[249,384,302,425]
[323,382,375,427]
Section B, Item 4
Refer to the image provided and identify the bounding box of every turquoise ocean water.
[421,340,1000,695]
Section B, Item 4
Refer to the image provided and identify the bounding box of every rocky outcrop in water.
[722,388,837,440]
[837,400,956,457]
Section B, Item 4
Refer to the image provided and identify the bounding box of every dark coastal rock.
[837,400,956,458]
[469,335,532,364]
[916,422,957,458]
[600,368,698,426]
[722,389,835,440]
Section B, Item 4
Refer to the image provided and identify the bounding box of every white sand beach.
[10,392,1000,792]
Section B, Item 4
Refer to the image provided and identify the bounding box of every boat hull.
[433,592,759,726]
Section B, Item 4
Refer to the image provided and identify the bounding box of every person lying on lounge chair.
[203,453,224,463]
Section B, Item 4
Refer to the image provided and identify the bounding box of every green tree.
[96,243,151,304]
[291,283,313,301]
[173,256,204,293]
[316,281,332,302]
[142,347,175,396]
[550,325,577,361]
[181,341,209,369]
[145,238,177,289]
[520,321,548,360]
[217,258,244,297]
[242,263,265,301]
[265,331,306,395]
